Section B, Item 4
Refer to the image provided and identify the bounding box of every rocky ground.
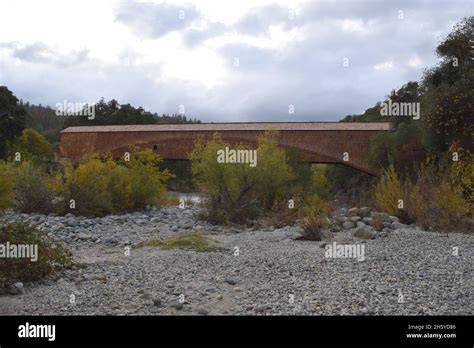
[0,200,472,316]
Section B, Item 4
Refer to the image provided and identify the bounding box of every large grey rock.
[65,217,77,227]
[197,308,209,315]
[392,222,407,230]
[342,221,355,229]
[348,207,359,216]
[358,207,372,217]
[389,216,400,223]
[224,277,237,285]
[8,282,25,295]
[354,228,376,240]
[77,233,92,241]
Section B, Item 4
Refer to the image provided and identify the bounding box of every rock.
[152,298,162,306]
[348,207,359,216]
[170,302,183,310]
[330,224,342,232]
[350,216,361,222]
[334,217,347,226]
[337,207,348,215]
[354,228,376,240]
[77,233,92,241]
[140,293,151,300]
[104,237,119,246]
[197,308,209,315]
[342,221,355,229]
[137,219,147,225]
[382,222,393,229]
[362,217,372,225]
[389,216,400,223]
[224,278,237,285]
[216,295,223,300]
[8,282,25,295]
[255,304,268,313]
[356,221,366,228]
[65,217,77,227]
[233,287,243,292]
[358,207,371,217]
[392,222,407,230]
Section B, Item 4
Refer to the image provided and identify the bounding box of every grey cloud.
[115,1,201,39]
[0,42,89,67]
[1,1,471,123]
[234,4,292,35]
[182,22,228,47]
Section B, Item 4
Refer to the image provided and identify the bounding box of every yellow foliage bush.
[373,165,405,215]
[13,161,54,213]
[298,194,331,241]
[190,131,294,224]
[374,158,471,232]
[0,161,14,211]
[51,147,172,216]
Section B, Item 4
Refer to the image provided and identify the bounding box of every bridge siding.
[60,124,392,175]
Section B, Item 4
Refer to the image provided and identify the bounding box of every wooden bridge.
[60,122,394,175]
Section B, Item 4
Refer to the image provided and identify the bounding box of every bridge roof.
[61,122,394,133]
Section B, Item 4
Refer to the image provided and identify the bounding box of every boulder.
[342,221,355,229]
[354,228,376,240]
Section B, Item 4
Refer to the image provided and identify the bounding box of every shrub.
[0,223,72,287]
[310,164,331,199]
[8,128,52,163]
[190,131,294,224]
[52,147,172,216]
[254,131,295,209]
[373,165,405,216]
[13,161,54,214]
[298,195,331,241]
[0,161,14,211]
[405,162,470,231]
[68,158,115,216]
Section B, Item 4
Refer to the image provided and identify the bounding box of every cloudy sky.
[0,0,471,122]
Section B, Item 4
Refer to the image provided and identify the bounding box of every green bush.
[310,164,331,199]
[298,194,331,241]
[190,131,294,224]
[0,161,14,211]
[8,128,52,163]
[51,147,172,216]
[373,165,405,216]
[0,223,72,287]
[13,161,54,214]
